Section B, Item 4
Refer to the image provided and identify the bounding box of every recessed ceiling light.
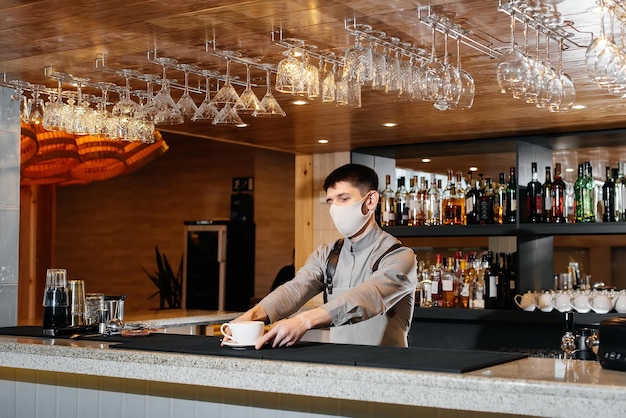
[318,139,329,144]
[469,166,478,172]
[565,168,574,173]
[383,122,397,127]
[422,158,431,163]
[292,99,308,105]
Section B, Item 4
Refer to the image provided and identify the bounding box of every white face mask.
[329,193,373,237]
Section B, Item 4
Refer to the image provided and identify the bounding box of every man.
[230,163,417,349]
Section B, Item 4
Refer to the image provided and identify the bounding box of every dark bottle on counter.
[395,176,408,226]
[551,163,567,223]
[603,166,616,222]
[526,162,543,223]
[542,166,552,223]
[504,167,517,224]
[42,287,70,336]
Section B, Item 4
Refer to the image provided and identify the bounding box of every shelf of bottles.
[378,157,626,238]
[413,249,519,311]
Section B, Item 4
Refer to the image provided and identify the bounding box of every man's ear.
[367,191,379,209]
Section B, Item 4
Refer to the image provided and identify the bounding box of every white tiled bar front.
[1,334,626,418]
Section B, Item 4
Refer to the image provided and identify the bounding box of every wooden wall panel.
[253,149,295,297]
[50,133,294,315]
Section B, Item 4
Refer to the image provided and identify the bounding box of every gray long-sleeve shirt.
[258,225,417,347]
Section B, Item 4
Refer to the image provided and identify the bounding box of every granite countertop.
[1,333,626,418]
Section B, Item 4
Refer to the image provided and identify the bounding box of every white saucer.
[222,340,256,349]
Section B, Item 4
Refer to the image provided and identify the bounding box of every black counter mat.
[0,327,526,373]
[110,335,527,373]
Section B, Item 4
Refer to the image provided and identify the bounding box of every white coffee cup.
[220,321,265,345]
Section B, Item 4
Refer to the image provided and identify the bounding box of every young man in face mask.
[228,163,417,349]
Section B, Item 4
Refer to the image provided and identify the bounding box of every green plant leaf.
[141,246,183,309]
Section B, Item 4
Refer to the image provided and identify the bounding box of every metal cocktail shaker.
[42,269,70,336]
[68,280,86,327]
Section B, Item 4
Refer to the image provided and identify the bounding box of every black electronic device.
[597,317,626,371]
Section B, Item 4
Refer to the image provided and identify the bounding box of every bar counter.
[1,328,626,418]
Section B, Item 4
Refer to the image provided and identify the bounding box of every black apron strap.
[323,238,344,303]
[372,243,402,271]
[323,240,403,303]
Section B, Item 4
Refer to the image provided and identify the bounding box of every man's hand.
[255,307,332,350]
[255,315,309,349]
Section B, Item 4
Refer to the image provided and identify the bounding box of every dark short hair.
[323,163,379,193]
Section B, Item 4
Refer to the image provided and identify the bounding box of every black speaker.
[231,193,254,222]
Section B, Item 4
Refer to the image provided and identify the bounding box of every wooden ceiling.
[2,0,625,178]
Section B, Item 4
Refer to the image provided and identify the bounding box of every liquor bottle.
[583,161,596,222]
[551,163,567,223]
[416,176,428,226]
[380,174,396,226]
[617,162,626,221]
[441,257,457,308]
[526,162,543,223]
[462,254,477,308]
[395,177,408,226]
[426,174,441,226]
[430,254,443,307]
[442,170,457,225]
[495,172,506,224]
[504,167,517,224]
[471,254,485,309]
[455,171,467,224]
[603,166,616,222]
[419,261,433,308]
[483,251,498,309]
[506,252,518,309]
[613,167,623,222]
[458,258,470,308]
[496,253,509,309]
[574,163,584,222]
[542,166,552,223]
[407,176,419,226]
[466,178,482,225]
[478,178,495,224]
